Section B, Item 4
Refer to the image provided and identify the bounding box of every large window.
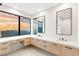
[20,16,31,35]
[0,11,19,37]
[0,11,31,38]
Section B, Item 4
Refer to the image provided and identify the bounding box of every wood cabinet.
[48,42,61,55]
[20,37,31,46]
[31,39,41,47]
[0,42,10,55]
[39,40,50,51]
[31,38,79,56]
[24,38,31,46]
[31,39,50,51]
[0,37,79,56]
[48,42,79,56]
[61,45,78,56]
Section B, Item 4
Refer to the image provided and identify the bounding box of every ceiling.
[3,3,60,16]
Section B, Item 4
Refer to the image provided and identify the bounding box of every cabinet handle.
[65,46,72,49]
[1,48,7,50]
[1,42,8,45]
[44,41,47,43]
[37,40,40,41]
[43,45,47,48]
[52,43,57,45]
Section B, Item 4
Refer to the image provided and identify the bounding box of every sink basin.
[56,39,68,43]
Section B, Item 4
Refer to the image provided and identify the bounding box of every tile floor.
[5,46,55,56]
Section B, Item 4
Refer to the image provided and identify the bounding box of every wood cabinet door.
[0,42,10,55]
[24,39,30,46]
[48,42,61,56]
[19,38,31,46]
[31,39,41,48]
[39,40,50,51]
[61,45,78,56]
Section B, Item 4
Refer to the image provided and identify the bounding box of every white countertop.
[0,35,79,48]
[31,36,79,48]
[0,35,31,43]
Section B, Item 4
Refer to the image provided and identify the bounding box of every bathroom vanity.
[0,35,79,56]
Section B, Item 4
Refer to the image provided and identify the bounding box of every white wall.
[0,4,31,18]
[0,3,78,41]
[0,4,32,51]
[78,4,79,41]
[0,4,32,36]
[33,3,78,41]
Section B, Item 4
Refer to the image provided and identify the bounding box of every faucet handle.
[59,39,61,40]
[38,34,41,37]
[62,38,64,41]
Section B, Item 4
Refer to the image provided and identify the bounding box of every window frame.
[0,10,31,38]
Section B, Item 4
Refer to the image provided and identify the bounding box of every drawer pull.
[52,43,57,45]
[1,48,7,50]
[1,42,8,45]
[44,41,47,43]
[43,45,47,48]
[65,47,72,49]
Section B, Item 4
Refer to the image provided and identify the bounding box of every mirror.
[33,18,38,35]
[38,16,45,33]
[56,8,72,35]
[38,21,43,33]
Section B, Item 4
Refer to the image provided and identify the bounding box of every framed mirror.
[38,16,45,33]
[33,17,38,35]
[56,8,72,35]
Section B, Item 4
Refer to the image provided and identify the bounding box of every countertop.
[0,35,79,48]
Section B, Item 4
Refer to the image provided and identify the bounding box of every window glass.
[20,17,31,35]
[0,12,18,37]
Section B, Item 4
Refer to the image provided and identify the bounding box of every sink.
[56,39,68,43]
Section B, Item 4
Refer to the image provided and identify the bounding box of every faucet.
[61,38,64,41]
[59,37,67,41]
[59,37,64,41]
[38,34,42,37]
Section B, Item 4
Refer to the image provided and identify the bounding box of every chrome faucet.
[61,38,64,41]
[59,37,67,41]
[38,34,42,37]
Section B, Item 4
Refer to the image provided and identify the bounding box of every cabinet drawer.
[0,42,9,49]
[24,39,30,45]
[40,40,49,45]
[61,45,78,56]
[31,39,36,45]
[49,42,61,50]
[32,39,41,47]
[31,39,35,45]
[0,47,10,55]
[0,42,10,55]
[19,38,31,46]
[40,44,49,51]
[48,42,61,55]
[39,40,50,51]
